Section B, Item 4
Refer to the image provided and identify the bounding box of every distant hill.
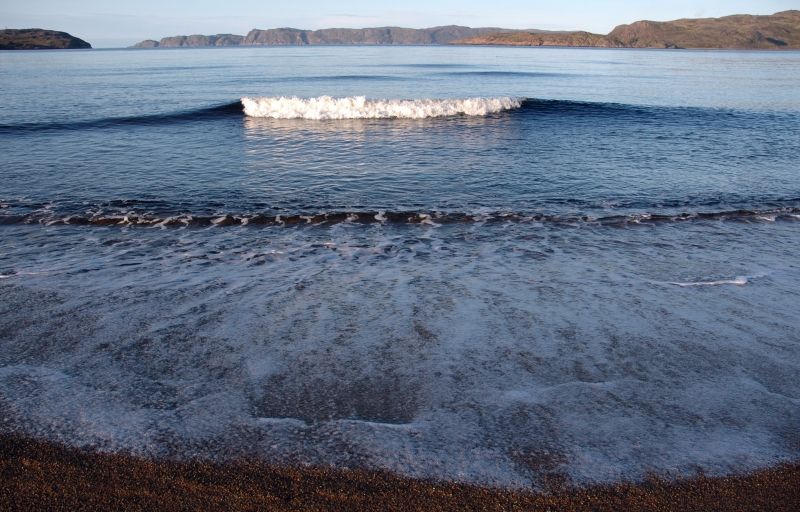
[131,26,518,47]
[454,10,800,49]
[0,29,91,50]
[456,31,627,48]
[134,34,245,47]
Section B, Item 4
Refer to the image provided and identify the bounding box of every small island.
[0,29,91,50]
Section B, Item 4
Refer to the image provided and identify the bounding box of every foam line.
[669,277,749,287]
[664,274,768,287]
[241,96,524,119]
[4,206,799,229]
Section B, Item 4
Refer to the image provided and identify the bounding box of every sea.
[1,45,799,489]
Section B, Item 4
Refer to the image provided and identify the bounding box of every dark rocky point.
[0,29,91,50]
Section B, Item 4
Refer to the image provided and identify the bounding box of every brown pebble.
[0,433,798,511]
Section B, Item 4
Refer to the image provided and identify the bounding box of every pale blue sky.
[2,0,797,47]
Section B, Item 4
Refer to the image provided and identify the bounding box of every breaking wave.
[241,96,524,119]
[5,98,787,134]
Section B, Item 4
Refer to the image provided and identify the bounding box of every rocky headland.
[0,29,91,50]
[132,26,517,47]
[454,10,800,49]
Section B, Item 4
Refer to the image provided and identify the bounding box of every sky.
[2,0,797,48]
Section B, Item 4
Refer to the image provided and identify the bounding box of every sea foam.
[241,96,523,119]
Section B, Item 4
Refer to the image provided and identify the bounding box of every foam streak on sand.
[241,96,523,119]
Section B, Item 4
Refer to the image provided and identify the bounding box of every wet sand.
[1,434,798,511]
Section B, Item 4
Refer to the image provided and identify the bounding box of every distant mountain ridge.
[132,26,517,47]
[0,29,91,50]
[455,10,800,49]
[132,11,800,50]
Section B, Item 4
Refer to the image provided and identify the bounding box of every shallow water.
[1,45,799,489]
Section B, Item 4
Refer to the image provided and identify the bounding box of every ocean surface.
[1,45,799,489]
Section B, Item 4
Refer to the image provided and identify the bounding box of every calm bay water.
[1,46,799,488]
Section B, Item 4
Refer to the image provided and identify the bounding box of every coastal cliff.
[131,26,515,47]
[0,29,91,50]
[454,10,800,49]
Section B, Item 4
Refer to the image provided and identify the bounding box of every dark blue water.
[1,46,799,488]
[2,98,799,226]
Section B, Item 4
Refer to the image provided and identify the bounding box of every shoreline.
[2,433,798,511]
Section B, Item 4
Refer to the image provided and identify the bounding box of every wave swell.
[241,96,523,119]
[0,102,244,134]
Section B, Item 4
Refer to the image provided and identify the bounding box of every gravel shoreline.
[2,433,799,511]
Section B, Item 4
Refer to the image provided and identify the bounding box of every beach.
[1,45,799,505]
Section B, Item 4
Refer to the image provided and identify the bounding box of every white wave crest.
[241,96,523,120]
